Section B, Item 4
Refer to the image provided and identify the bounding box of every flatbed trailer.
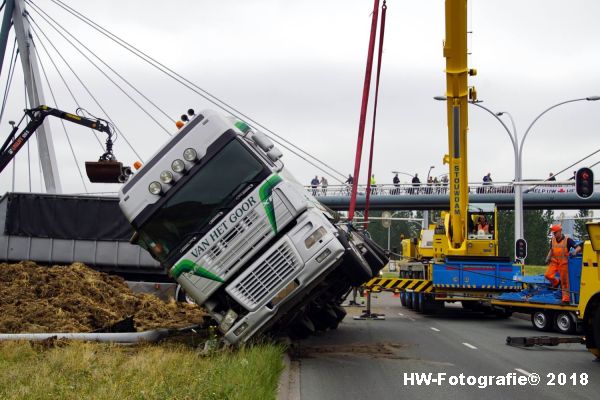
[492,257,583,334]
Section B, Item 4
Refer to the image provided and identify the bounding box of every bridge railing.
[304,181,579,197]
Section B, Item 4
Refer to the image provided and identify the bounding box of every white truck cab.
[119,110,387,344]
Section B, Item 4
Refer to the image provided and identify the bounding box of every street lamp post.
[501,96,600,242]
[435,95,600,245]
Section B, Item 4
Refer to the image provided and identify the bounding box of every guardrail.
[303,181,594,197]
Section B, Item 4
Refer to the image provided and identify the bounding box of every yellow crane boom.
[443,0,476,252]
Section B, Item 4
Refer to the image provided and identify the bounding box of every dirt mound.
[0,261,206,333]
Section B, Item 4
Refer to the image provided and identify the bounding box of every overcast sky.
[1,0,599,194]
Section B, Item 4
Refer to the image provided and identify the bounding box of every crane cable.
[363,0,387,229]
[348,0,380,222]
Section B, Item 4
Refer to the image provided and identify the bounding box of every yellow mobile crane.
[366,0,521,314]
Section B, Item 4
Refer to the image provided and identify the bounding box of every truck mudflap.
[363,277,433,293]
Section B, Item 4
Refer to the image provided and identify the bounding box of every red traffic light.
[575,167,594,199]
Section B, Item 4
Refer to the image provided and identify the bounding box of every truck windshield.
[138,139,267,263]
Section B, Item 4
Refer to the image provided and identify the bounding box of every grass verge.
[0,339,285,400]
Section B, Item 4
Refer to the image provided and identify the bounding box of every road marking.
[515,368,532,376]
[430,327,440,332]
[398,313,404,316]
[462,342,477,349]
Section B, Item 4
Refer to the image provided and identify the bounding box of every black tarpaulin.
[4,193,133,241]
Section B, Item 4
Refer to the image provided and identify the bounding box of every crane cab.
[465,203,498,257]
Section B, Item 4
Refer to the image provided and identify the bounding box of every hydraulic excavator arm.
[0,105,130,183]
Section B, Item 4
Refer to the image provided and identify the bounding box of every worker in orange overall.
[544,224,582,304]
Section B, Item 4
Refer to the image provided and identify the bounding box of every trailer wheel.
[553,312,575,334]
[531,310,554,332]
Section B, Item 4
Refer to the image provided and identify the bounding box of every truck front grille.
[227,241,301,310]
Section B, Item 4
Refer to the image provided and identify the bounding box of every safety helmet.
[550,224,562,233]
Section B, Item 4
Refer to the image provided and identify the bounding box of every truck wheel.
[309,304,340,331]
[330,303,347,323]
[415,292,424,313]
[337,230,373,286]
[421,294,438,315]
[554,312,575,334]
[289,314,316,340]
[593,308,600,359]
[175,285,196,304]
[406,292,414,309]
[400,292,407,307]
[531,310,554,332]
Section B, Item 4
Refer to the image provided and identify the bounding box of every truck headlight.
[148,181,162,195]
[304,226,327,248]
[160,170,174,184]
[183,148,197,162]
[219,309,238,333]
[171,159,186,173]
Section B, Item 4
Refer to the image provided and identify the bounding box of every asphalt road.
[289,293,600,400]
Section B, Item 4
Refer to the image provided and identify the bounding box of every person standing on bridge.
[344,174,353,195]
[370,174,377,194]
[392,173,400,194]
[320,176,328,195]
[310,175,319,196]
[544,224,582,304]
[411,173,421,195]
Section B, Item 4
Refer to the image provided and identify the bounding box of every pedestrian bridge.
[305,182,600,211]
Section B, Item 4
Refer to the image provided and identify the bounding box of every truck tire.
[337,230,373,286]
[330,303,347,324]
[421,294,438,315]
[414,292,424,313]
[400,292,407,307]
[289,314,316,340]
[175,285,196,304]
[405,291,414,309]
[554,311,575,334]
[309,304,340,331]
[531,310,554,332]
[593,308,600,359]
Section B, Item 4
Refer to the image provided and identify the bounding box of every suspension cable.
[0,38,17,124]
[48,0,347,182]
[26,2,173,137]
[32,32,89,192]
[29,23,104,151]
[26,12,143,161]
[26,1,175,127]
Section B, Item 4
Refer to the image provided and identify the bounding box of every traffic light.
[515,238,527,260]
[575,167,594,199]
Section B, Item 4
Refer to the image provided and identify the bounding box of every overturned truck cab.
[119,109,387,344]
